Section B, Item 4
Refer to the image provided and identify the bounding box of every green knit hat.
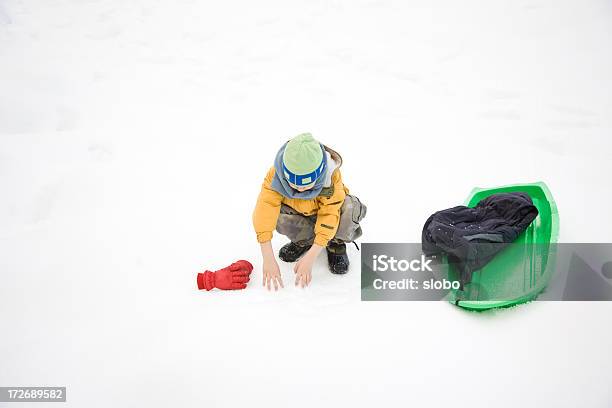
[282,133,325,187]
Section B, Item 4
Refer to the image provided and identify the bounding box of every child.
[253,133,367,290]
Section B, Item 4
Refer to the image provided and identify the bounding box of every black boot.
[327,242,349,274]
[279,242,312,262]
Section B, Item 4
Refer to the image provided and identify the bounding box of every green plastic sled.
[446,182,560,311]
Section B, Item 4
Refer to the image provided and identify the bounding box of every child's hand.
[262,256,283,291]
[294,245,323,288]
[294,255,313,288]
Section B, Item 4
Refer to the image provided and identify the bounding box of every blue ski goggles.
[282,159,326,187]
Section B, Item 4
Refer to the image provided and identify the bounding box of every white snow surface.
[1,0,611,407]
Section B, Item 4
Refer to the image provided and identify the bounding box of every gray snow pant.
[275,195,367,247]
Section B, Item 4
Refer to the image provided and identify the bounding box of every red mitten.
[197,260,253,291]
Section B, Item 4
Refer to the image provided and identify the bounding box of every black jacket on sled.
[422,192,539,286]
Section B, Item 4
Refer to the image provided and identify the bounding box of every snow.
[1,0,611,407]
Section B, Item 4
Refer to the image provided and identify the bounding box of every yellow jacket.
[253,166,349,247]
